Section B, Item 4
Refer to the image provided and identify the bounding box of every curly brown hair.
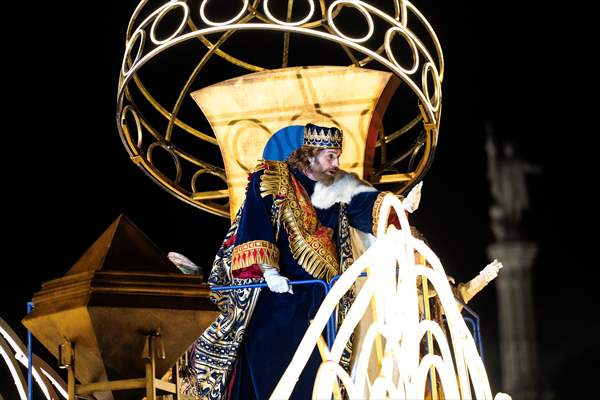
[286,146,323,172]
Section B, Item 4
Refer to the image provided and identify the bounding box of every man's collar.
[311,170,377,209]
[290,167,317,195]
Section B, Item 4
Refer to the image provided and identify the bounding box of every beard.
[307,161,337,185]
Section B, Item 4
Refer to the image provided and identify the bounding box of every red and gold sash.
[259,161,339,281]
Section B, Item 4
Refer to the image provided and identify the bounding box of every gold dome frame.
[116,0,444,219]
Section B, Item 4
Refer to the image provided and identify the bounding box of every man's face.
[308,149,341,184]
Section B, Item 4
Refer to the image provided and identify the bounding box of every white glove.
[263,268,293,294]
[403,181,423,213]
[167,252,202,275]
[480,259,503,283]
[459,259,503,303]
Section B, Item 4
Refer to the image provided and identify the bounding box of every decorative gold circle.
[121,29,145,76]
[120,105,143,149]
[327,0,374,43]
[422,62,440,112]
[384,26,419,75]
[150,1,189,45]
[147,142,182,184]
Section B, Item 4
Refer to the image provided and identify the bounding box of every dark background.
[2,1,589,398]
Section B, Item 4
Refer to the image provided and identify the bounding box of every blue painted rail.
[211,274,484,358]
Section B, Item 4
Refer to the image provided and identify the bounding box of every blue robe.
[230,163,381,399]
[188,161,387,400]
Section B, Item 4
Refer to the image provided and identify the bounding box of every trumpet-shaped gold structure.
[190,65,398,218]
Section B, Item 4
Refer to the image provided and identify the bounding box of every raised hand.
[403,181,423,213]
[480,259,503,283]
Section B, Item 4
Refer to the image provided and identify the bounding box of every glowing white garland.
[0,319,67,400]
[0,337,27,400]
[271,193,511,399]
[150,1,189,44]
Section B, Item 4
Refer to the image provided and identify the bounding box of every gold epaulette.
[251,160,269,173]
[258,160,289,199]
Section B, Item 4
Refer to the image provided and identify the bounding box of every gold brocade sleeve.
[232,240,280,271]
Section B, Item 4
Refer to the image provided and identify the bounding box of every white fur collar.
[311,170,377,209]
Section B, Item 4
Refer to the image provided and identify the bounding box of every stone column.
[487,241,538,400]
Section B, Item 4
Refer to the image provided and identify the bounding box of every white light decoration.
[271,193,511,400]
[150,1,189,44]
[0,318,67,400]
[0,338,27,400]
[327,1,375,43]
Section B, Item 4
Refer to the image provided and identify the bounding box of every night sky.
[2,1,590,398]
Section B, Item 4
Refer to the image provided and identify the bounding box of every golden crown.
[303,123,343,150]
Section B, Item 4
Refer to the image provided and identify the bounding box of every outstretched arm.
[457,259,503,304]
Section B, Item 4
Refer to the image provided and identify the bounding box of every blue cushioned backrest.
[262,125,304,161]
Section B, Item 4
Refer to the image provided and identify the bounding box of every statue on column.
[485,124,540,241]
